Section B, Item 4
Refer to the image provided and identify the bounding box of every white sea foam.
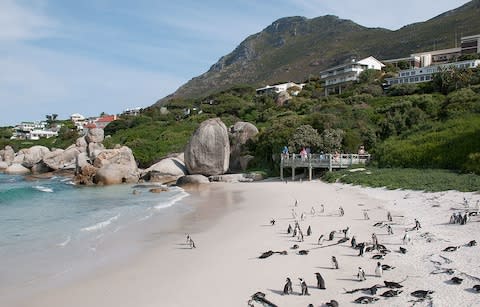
[154,189,189,210]
[81,214,120,232]
[33,185,53,193]
[56,236,71,247]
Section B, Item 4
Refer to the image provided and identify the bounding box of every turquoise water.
[0,173,190,294]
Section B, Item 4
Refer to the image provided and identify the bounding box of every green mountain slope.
[154,0,480,105]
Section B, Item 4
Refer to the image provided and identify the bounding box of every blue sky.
[0,0,471,126]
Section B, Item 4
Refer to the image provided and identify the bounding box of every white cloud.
[0,0,56,41]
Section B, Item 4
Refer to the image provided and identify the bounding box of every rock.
[31,162,52,174]
[229,122,258,172]
[142,172,180,184]
[239,155,254,171]
[43,147,81,170]
[275,91,291,106]
[87,142,105,160]
[149,187,168,193]
[92,146,139,185]
[209,174,254,183]
[5,163,31,175]
[13,153,25,164]
[75,164,97,185]
[75,136,88,152]
[176,174,209,186]
[0,161,9,170]
[85,128,104,144]
[1,146,15,164]
[95,164,138,185]
[19,145,50,168]
[76,152,90,170]
[145,157,187,177]
[184,118,230,176]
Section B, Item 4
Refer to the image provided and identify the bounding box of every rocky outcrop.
[43,147,81,170]
[5,163,30,175]
[1,146,15,164]
[184,118,230,176]
[229,122,258,171]
[90,146,139,185]
[142,156,187,184]
[19,145,50,168]
[176,174,210,186]
[0,161,8,170]
[85,128,104,144]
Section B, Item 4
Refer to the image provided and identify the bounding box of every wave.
[154,189,189,210]
[81,214,120,232]
[56,236,71,247]
[33,185,54,193]
[0,186,38,202]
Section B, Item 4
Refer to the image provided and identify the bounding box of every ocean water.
[0,173,190,297]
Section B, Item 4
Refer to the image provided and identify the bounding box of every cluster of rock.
[0,118,260,186]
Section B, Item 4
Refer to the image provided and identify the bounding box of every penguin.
[291,244,299,250]
[287,224,292,234]
[299,278,309,295]
[375,262,383,277]
[369,285,378,295]
[451,277,463,284]
[399,247,407,254]
[326,300,339,307]
[411,290,434,298]
[372,254,384,260]
[318,234,325,245]
[298,250,309,255]
[354,296,379,304]
[381,289,402,297]
[385,281,403,288]
[467,240,477,247]
[329,230,335,241]
[307,225,312,236]
[382,264,395,271]
[332,256,339,269]
[283,277,293,295]
[315,272,326,289]
[351,235,357,248]
[472,285,480,292]
[357,267,366,281]
[443,246,459,252]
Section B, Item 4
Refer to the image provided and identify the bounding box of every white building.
[320,56,385,96]
[256,82,305,96]
[27,130,58,140]
[70,113,87,131]
[461,34,480,55]
[385,59,480,86]
[123,107,142,116]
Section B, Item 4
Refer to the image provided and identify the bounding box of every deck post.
[329,154,332,172]
[292,167,295,181]
[280,165,283,181]
[308,166,312,181]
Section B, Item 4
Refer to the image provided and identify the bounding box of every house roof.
[96,115,116,123]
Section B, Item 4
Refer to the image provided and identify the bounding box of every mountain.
[154,0,480,106]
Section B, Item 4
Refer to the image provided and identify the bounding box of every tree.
[319,128,344,153]
[288,125,321,152]
[45,113,58,128]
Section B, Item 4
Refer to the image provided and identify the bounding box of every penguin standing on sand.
[315,272,326,289]
[351,235,357,248]
[318,234,324,245]
[329,231,335,241]
[357,267,366,281]
[283,277,293,295]
[299,278,309,295]
[332,256,339,269]
[287,224,292,234]
[307,225,312,236]
[375,262,383,277]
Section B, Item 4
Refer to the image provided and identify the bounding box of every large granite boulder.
[145,157,187,177]
[19,145,50,168]
[0,161,8,170]
[43,147,81,170]
[1,146,15,164]
[31,162,52,174]
[85,128,104,144]
[176,174,210,186]
[87,142,105,161]
[276,91,291,106]
[5,163,30,175]
[92,146,139,185]
[229,122,258,171]
[184,118,230,176]
[13,153,25,164]
[75,136,88,152]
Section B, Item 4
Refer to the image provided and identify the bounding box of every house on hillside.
[320,56,385,96]
[256,82,305,96]
[70,113,87,131]
[122,107,142,116]
[461,34,480,55]
[385,59,480,86]
[382,56,421,69]
[411,47,462,67]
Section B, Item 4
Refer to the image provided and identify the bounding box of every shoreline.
[8,180,480,307]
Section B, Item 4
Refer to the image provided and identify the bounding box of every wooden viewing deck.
[280,153,371,181]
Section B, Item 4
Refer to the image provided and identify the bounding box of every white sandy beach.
[10,180,480,307]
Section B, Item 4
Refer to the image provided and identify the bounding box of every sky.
[0,0,472,126]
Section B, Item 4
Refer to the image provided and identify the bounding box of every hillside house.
[320,56,385,96]
[122,107,142,116]
[461,34,480,55]
[256,82,305,96]
[70,113,87,131]
[385,59,480,86]
[411,47,462,67]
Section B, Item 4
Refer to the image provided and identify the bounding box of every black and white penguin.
[315,272,326,289]
[326,300,339,307]
[318,234,324,245]
[307,225,312,236]
[283,277,293,295]
[329,231,335,241]
[299,278,309,295]
[287,224,292,234]
[451,277,463,284]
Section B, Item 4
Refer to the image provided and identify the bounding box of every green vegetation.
[322,167,480,192]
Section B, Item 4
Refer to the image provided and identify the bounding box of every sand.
[10,180,480,307]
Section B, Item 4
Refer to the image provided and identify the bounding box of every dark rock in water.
[354,296,379,304]
[442,246,458,252]
[473,285,480,292]
[411,290,434,298]
[384,281,403,288]
[259,250,274,259]
[298,250,309,255]
[326,300,339,307]
[450,277,463,284]
[381,289,402,297]
[399,247,407,254]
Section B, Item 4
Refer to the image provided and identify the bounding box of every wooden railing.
[280,153,371,170]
